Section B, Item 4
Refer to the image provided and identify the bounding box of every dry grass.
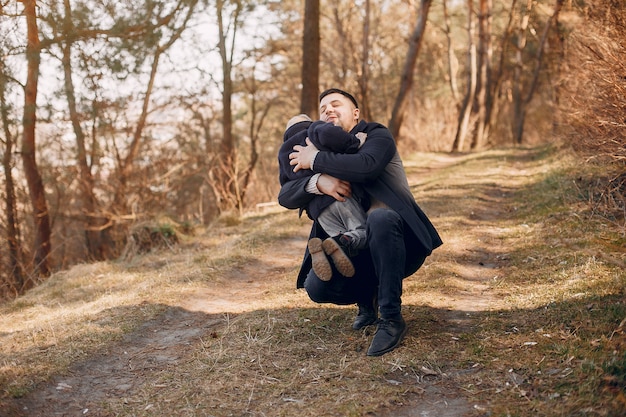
[556,0,626,225]
[1,146,625,417]
[558,3,626,161]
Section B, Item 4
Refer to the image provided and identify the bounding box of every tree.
[21,0,51,278]
[300,0,320,117]
[52,0,199,258]
[442,0,460,102]
[470,0,492,150]
[486,0,518,146]
[512,0,564,143]
[511,0,533,144]
[357,0,371,121]
[452,0,477,151]
[112,0,199,213]
[215,0,243,210]
[0,59,27,294]
[59,0,108,260]
[388,0,432,140]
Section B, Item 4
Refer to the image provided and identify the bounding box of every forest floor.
[1,146,625,417]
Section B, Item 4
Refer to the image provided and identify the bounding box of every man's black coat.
[278,120,443,288]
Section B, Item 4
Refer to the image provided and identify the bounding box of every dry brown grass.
[1,146,624,417]
[556,0,626,225]
[558,1,626,158]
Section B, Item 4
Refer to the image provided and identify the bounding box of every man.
[278,88,442,356]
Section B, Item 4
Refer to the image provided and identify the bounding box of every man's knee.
[367,208,402,236]
[303,271,329,303]
[304,269,364,305]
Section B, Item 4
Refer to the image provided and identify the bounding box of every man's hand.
[289,138,319,172]
[316,174,352,202]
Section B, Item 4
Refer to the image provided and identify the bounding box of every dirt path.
[375,154,517,416]
[9,152,527,417]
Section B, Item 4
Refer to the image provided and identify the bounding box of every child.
[278,114,369,281]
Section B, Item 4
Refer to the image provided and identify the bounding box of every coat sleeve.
[278,137,314,186]
[277,139,294,186]
[311,124,396,183]
[278,176,315,210]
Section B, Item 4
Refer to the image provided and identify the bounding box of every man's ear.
[353,108,360,121]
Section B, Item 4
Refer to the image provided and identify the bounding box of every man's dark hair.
[319,88,359,109]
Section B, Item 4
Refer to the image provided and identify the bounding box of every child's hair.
[286,114,312,130]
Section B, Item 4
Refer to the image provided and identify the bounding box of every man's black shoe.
[366,317,407,356]
[352,296,378,330]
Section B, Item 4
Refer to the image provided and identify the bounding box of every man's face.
[319,93,359,132]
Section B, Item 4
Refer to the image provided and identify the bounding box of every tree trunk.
[113,1,197,217]
[240,73,275,212]
[330,6,350,85]
[443,0,460,102]
[470,0,492,150]
[358,0,372,121]
[0,62,27,294]
[61,0,108,260]
[388,0,432,140]
[300,0,320,118]
[486,0,517,144]
[216,0,241,210]
[513,0,564,144]
[107,46,162,231]
[21,0,51,278]
[512,0,532,144]
[523,0,565,107]
[452,0,477,152]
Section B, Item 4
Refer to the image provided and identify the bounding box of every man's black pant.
[304,208,427,319]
